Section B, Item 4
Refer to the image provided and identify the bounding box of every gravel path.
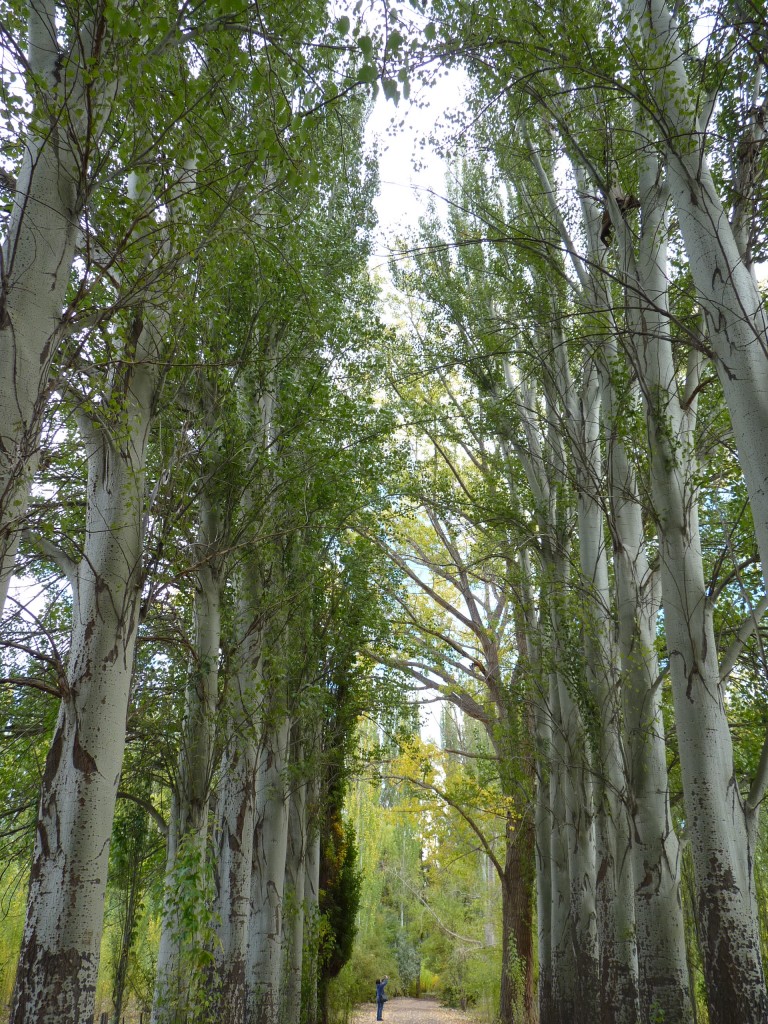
[349,996,482,1024]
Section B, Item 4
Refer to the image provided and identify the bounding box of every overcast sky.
[365,69,469,271]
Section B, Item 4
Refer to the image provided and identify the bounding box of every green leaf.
[358,35,373,59]
[382,78,399,104]
[359,63,378,85]
[387,29,404,52]
[335,15,351,35]
[424,22,436,41]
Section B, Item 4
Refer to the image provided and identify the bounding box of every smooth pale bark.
[0,0,114,613]
[524,173,621,1009]
[247,707,291,1024]
[557,217,638,1019]
[603,348,691,1023]
[500,360,596,1024]
[618,146,768,1020]
[647,357,764,1023]
[539,369,601,1023]
[302,775,322,1024]
[530,134,691,1020]
[550,311,639,1024]
[212,578,262,1024]
[548,672,579,1024]
[213,365,279,1023]
[558,678,600,1017]
[634,0,768,610]
[574,389,639,1024]
[534,712,553,1024]
[153,490,222,1024]
[9,316,158,1024]
[607,151,692,1024]
[628,0,768,619]
[282,746,308,1024]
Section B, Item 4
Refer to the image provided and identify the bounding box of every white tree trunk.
[302,773,322,1024]
[548,672,580,1024]
[9,319,156,1024]
[620,152,767,1019]
[603,357,692,1024]
[548,541,597,1023]
[634,0,768,679]
[282,747,308,1024]
[534,734,554,1024]
[558,333,639,1023]
[247,703,291,1024]
[607,147,693,1023]
[646,366,765,1024]
[212,579,262,1024]
[0,0,112,613]
[629,0,768,610]
[153,491,222,1024]
[533,129,691,1018]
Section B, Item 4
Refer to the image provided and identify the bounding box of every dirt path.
[349,996,482,1024]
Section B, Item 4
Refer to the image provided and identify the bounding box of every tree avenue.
[1,1,768,1024]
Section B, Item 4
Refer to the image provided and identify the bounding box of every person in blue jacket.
[375,975,389,1020]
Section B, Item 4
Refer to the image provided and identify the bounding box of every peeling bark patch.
[699,861,768,1024]
[215,959,247,1024]
[42,728,64,791]
[10,936,98,1024]
[596,854,609,885]
[638,866,654,890]
[72,731,97,775]
[685,667,695,701]
[236,796,247,838]
[36,821,51,860]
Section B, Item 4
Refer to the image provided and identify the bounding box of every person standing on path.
[375,976,389,1020]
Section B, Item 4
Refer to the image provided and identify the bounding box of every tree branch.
[390,868,490,948]
[386,772,505,881]
[719,592,768,683]
[0,676,61,698]
[22,530,77,589]
[116,790,168,837]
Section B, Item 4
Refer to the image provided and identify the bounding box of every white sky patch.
[365,67,469,271]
